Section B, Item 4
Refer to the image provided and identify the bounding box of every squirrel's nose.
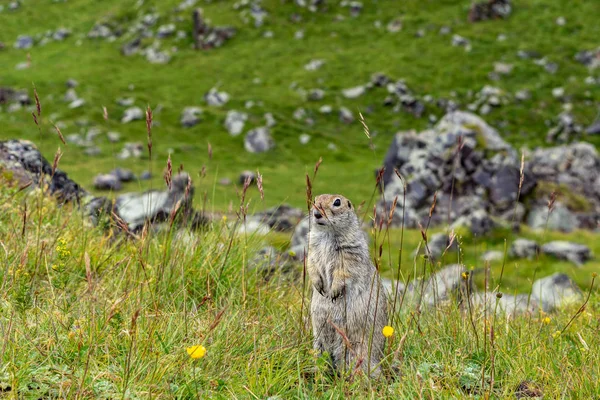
[314,210,323,219]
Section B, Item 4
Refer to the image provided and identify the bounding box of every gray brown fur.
[308,194,388,376]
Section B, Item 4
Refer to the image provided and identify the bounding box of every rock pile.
[377,111,599,234]
[468,0,512,23]
[0,139,205,233]
[527,142,600,230]
[286,216,590,314]
[93,168,137,191]
[193,9,236,49]
[245,127,274,153]
[0,139,86,203]
[575,47,600,70]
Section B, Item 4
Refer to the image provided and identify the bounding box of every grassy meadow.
[1,175,599,398]
[1,0,599,398]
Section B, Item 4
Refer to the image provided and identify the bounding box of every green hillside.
[1,0,598,209]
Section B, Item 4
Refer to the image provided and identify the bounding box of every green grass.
[1,165,599,399]
[0,0,598,210]
[1,1,599,397]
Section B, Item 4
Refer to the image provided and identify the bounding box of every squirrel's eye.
[333,199,341,207]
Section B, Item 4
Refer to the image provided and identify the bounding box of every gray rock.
[239,170,256,185]
[84,146,101,156]
[94,174,122,191]
[264,113,276,127]
[472,293,538,316]
[342,85,366,99]
[244,127,274,153]
[451,209,496,236]
[586,118,600,135]
[114,173,195,232]
[527,203,577,232]
[414,264,470,307]
[293,108,306,120]
[451,34,471,50]
[225,110,247,136]
[117,142,144,159]
[66,79,78,88]
[68,98,86,109]
[111,167,136,182]
[494,62,513,75]
[205,87,229,107]
[253,204,304,232]
[468,0,512,22]
[145,48,171,64]
[289,218,310,260]
[157,24,176,38]
[339,107,354,124]
[299,134,311,145]
[319,105,332,114]
[1,139,208,233]
[481,250,504,262]
[236,219,271,235]
[14,35,33,49]
[121,107,144,123]
[116,97,135,106]
[0,139,87,203]
[541,241,592,266]
[107,132,121,143]
[489,165,534,211]
[509,238,539,259]
[180,106,203,127]
[52,28,71,41]
[65,134,83,145]
[121,38,141,56]
[531,273,582,312]
[307,89,325,101]
[140,171,152,180]
[552,87,565,99]
[87,24,114,39]
[386,19,402,33]
[436,111,513,152]
[575,47,600,69]
[515,89,531,101]
[63,88,79,103]
[371,73,390,87]
[304,59,325,71]
[414,232,459,261]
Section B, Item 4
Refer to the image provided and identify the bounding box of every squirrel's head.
[312,194,357,231]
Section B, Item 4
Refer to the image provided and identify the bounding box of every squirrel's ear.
[347,201,352,209]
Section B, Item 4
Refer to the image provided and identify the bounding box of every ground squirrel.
[308,194,388,376]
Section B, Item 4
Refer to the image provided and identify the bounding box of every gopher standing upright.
[308,194,388,376]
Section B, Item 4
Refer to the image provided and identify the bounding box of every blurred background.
[1,0,599,290]
[0,0,598,209]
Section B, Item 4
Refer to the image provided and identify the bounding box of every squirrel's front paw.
[313,278,326,297]
[331,285,346,303]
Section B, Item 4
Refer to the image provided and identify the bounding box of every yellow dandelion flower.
[187,345,207,359]
[461,272,469,280]
[222,215,228,222]
[542,317,551,325]
[382,325,394,338]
